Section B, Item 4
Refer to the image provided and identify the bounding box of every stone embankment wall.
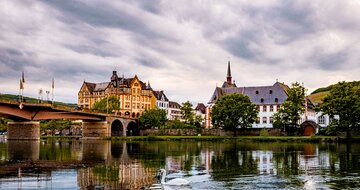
[140,128,281,136]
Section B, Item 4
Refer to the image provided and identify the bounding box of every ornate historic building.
[78,71,156,117]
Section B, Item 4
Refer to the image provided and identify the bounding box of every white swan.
[160,169,190,186]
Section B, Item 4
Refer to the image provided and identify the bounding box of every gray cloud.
[0,0,359,103]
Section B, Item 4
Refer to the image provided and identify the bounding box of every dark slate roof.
[221,81,237,88]
[84,82,96,92]
[169,101,181,108]
[94,82,110,91]
[153,90,169,101]
[209,82,289,105]
[195,103,206,114]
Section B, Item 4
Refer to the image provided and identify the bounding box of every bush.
[259,128,269,136]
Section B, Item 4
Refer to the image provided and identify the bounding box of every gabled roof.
[209,82,289,105]
[84,82,96,92]
[169,101,181,108]
[94,82,110,91]
[153,90,169,101]
[195,103,206,114]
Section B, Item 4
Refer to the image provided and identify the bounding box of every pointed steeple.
[226,60,232,85]
[147,81,152,90]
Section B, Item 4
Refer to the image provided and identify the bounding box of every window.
[275,98,278,103]
[269,90,273,94]
[270,105,274,112]
[257,106,260,112]
[318,116,325,124]
[263,105,267,112]
[261,98,264,103]
[262,117,267,124]
[257,117,260,124]
[256,91,259,94]
[269,117,274,124]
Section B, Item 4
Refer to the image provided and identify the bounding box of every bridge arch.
[111,119,123,136]
[301,120,318,136]
[126,121,139,136]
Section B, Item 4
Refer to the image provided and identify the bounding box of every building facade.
[168,101,182,120]
[205,61,289,129]
[153,90,169,113]
[78,71,156,117]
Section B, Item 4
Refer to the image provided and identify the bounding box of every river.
[0,139,359,189]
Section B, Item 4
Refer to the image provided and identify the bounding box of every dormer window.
[256,91,259,94]
[213,96,216,100]
[269,90,273,94]
[275,98,278,103]
[260,98,264,103]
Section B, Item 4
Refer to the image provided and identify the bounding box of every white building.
[168,101,182,120]
[205,61,289,129]
[153,90,169,112]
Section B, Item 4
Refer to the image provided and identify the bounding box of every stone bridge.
[0,100,138,140]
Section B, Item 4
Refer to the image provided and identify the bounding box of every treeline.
[311,81,360,94]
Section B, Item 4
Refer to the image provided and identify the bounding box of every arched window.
[275,98,278,103]
[256,91,259,94]
[270,105,274,112]
[263,105,267,112]
[261,98,264,103]
[269,90,273,94]
[269,117,274,124]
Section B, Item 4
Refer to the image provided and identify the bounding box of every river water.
[0,139,359,190]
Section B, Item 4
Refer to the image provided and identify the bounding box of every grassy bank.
[102,135,354,142]
[40,135,360,143]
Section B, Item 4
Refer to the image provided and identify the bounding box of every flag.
[22,71,25,83]
[52,78,54,89]
[20,79,24,90]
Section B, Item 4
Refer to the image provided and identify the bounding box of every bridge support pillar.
[7,121,40,140]
[82,121,110,138]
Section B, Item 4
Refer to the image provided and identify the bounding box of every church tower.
[226,60,232,85]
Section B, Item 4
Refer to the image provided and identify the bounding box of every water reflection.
[0,140,359,189]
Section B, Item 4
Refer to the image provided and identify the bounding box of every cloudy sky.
[1,0,359,104]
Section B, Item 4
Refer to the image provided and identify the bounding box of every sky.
[1,0,359,104]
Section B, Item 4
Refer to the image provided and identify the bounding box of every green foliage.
[273,82,305,135]
[319,81,360,138]
[0,94,77,108]
[311,81,360,94]
[139,108,167,129]
[0,117,12,132]
[40,120,72,132]
[92,95,120,114]
[181,101,195,124]
[259,128,270,136]
[211,93,258,136]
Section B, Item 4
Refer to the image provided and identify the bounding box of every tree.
[139,108,167,129]
[0,117,12,132]
[181,101,195,124]
[211,93,258,136]
[40,119,72,135]
[92,96,120,114]
[273,82,305,135]
[319,81,360,138]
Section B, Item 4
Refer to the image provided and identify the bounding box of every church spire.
[226,60,232,85]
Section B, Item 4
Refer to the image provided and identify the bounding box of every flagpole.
[52,78,54,106]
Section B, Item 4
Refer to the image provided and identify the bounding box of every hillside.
[308,81,360,104]
[0,94,77,108]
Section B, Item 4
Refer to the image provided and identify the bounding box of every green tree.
[273,82,305,135]
[92,96,120,114]
[139,108,167,129]
[40,119,72,135]
[211,93,258,137]
[319,81,360,138]
[0,117,12,132]
[181,101,195,124]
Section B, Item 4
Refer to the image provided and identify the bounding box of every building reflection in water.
[78,141,158,190]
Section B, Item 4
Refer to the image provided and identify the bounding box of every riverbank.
[38,135,360,142]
